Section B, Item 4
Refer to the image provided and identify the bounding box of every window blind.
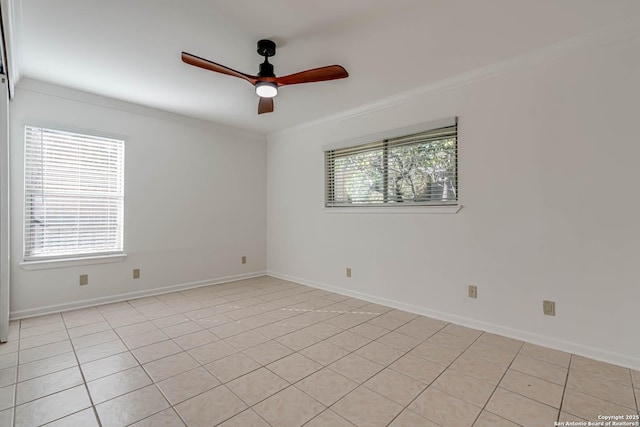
[24,126,125,260]
[325,121,457,207]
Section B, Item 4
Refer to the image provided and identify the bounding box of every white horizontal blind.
[24,126,124,260]
[325,121,457,207]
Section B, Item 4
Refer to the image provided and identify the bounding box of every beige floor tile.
[408,387,482,426]
[276,330,322,351]
[106,313,148,329]
[161,321,203,339]
[0,341,18,356]
[329,353,384,384]
[389,354,445,384]
[388,409,438,427]
[333,386,403,427]
[355,341,405,366]
[571,355,632,386]
[157,367,219,404]
[500,369,564,408]
[0,352,17,370]
[129,408,185,426]
[367,313,412,331]
[19,340,73,364]
[175,385,247,427]
[0,366,16,387]
[18,351,77,382]
[558,411,588,422]
[409,341,463,366]
[16,366,83,404]
[267,353,322,383]
[486,388,558,427]
[253,322,298,339]
[510,354,568,385]
[301,322,342,340]
[432,369,496,407]
[14,385,91,427]
[81,352,139,382]
[114,321,158,338]
[450,354,508,385]
[96,385,169,427]
[172,330,218,350]
[0,408,11,426]
[76,339,128,364]
[562,388,638,421]
[473,410,520,427]
[0,384,14,411]
[350,322,389,340]
[377,331,421,352]
[88,366,152,404]
[631,369,640,386]
[567,369,637,409]
[441,324,483,340]
[254,386,325,427]
[184,307,216,320]
[520,342,571,368]
[195,313,232,329]
[218,409,270,427]
[71,330,120,350]
[326,330,372,351]
[394,317,447,340]
[306,410,355,426]
[205,352,261,383]
[299,340,350,366]
[225,330,270,351]
[427,330,476,352]
[18,330,69,350]
[20,313,63,329]
[463,341,518,367]
[45,408,100,426]
[132,340,182,364]
[227,367,289,405]
[151,314,191,330]
[475,333,523,352]
[364,368,426,406]
[67,321,112,339]
[243,340,293,365]
[296,368,358,406]
[122,330,170,350]
[209,321,251,339]
[20,322,66,339]
[187,339,236,364]
[143,352,199,382]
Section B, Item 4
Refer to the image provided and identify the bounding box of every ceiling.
[12,0,640,134]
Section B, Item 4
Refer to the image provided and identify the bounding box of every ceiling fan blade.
[181,52,258,84]
[258,97,274,114]
[274,65,348,86]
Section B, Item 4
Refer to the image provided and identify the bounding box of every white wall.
[266,36,640,369]
[10,80,267,317]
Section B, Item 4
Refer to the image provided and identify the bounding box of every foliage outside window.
[24,126,125,261]
[325,120,458,207]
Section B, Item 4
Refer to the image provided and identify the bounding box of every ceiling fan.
[181,39,349,115]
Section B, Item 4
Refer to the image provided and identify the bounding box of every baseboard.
[267,271,640,371]
[10,271,267,320]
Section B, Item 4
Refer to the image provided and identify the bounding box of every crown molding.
[269,16,640,140]
[16,78,266,142]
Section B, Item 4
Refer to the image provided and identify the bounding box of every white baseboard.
[10,271,267,320]
[267,271,640,371]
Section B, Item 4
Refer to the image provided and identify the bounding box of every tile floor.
[0,276,638,426]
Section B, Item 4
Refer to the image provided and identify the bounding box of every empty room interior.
[0,1,639,426]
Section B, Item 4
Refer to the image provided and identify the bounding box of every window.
[24,126,124,261]
[325,118,458,207]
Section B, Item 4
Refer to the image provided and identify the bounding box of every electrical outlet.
[241,256,247,265]
[79,274,89,286]
[543,300,556,316]
[133,269,140,279]
[346,268,352,278]
[468,285,477,299]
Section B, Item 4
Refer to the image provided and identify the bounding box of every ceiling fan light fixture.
[255,81,278,98]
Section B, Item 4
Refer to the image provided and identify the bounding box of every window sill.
[323,205,462,214]
[20,254,127,270]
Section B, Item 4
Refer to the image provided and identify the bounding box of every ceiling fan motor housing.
[257,39,276,57]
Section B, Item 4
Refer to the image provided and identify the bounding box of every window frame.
[323,117,460,213]
[21,124,126,266]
